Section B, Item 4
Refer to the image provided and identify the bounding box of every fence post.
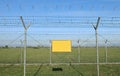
[20,16,31,76]
[92,17,100,76]
[77,40,80,63]
[105,40,108,63]
[50,40,52,64]
[20,40,23,64]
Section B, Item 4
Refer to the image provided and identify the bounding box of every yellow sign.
[52,40,71,52]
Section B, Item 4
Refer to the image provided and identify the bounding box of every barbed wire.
[0,16,119,46]
[0,16,120,27]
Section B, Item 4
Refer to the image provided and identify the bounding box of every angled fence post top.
[93,17,101,30]
[20,16,31,30]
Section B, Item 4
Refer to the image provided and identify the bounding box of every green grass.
[0,47,120,76]
[0,47,119,63]
[0,64,120,76]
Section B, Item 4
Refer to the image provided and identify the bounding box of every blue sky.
[0,0,120,47]
[0,0,120,16]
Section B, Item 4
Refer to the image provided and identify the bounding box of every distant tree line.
[0,45,9,48]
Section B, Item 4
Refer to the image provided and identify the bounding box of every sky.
[0,0,120,47]
[0,0,120,16]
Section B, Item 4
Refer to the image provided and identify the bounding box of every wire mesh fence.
[0,16,120,76]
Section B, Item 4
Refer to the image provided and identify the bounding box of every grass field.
[0,47,120,76]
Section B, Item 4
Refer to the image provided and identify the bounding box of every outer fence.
[0,16,120,76]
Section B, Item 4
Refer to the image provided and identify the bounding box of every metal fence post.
[78,40,80,63]
[20,40,23,64]
[20,16,31,76]
[50,40,52,64]
[105,40,108,63]
[93,17,100,76]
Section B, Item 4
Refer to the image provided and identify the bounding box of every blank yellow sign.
[52,40,71,52]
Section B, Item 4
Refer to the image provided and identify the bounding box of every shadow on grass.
[33,64,43,76]
[69,63,84,76]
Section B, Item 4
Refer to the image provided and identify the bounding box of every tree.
[5,45,8,48]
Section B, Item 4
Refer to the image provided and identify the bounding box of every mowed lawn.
[0,47,120,76]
